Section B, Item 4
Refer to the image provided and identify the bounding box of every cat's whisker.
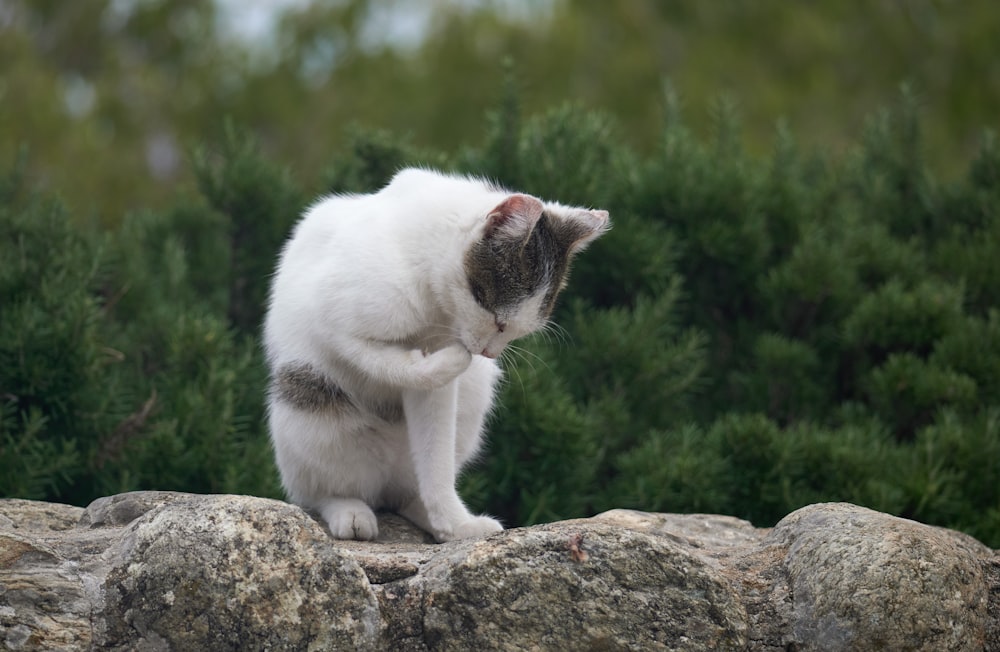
[501,347,527,374]
[498,348,527,398]
[509,343,551,375]
[543,320,572,347]
[499,343,543,384]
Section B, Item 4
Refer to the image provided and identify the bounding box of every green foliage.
[0,140,284,504]
[906,411,1000,543]
[0,163,105,499]
[729,334,825,425]
[10,1,1000,225]
[193,122,307,332]
[2,90,999,548]
[322,126,455,195]
[864,354,977,439]
[842,279,964,357]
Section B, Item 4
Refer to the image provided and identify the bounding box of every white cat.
[264,168,609,542]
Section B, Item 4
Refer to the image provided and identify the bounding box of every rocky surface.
[1,492,997,651]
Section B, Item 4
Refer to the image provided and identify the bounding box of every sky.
[213,0,544,49]
[214,0,310,42]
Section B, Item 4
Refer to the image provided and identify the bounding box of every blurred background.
[3,0,997,222]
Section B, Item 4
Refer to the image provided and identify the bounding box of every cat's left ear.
[485,194,545,240]
[558,209,611,253]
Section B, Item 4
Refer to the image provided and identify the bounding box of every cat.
[263,167,609,542]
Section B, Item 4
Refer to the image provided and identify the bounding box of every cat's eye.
[470,281,485,304]
[495,318,506,333]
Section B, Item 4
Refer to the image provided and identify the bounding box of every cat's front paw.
[320,499,379,541]
[442,515,503,542]
[415,344,472,389]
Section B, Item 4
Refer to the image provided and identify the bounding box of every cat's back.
[381,167,492,200]
[376,167,502,232]
[265,168,497,364]
[290,168,494,249]
[269,168,497,320]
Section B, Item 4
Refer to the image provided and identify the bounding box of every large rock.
[1,492,996,651]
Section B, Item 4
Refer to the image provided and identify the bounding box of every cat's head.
[456,193,609,359]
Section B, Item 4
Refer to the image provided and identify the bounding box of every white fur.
[264,168,607,542]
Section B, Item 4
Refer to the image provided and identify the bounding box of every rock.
[732,504,993,651]
[417,521,747,650]
[772,504,989,651]
[98,495,381,651]
[1,493,996,651]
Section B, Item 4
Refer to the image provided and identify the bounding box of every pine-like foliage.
[2,89,998,546]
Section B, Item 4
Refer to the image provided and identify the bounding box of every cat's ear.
[556,209,611,253]
[485,194,545,240]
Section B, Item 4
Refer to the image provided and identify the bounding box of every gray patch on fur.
[271,363,404,423]
[464,211,576,319]
[364,398,404,423]
[271,363,355,414]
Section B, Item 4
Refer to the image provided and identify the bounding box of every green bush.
[0,161,100,498]
[0,143,285,504]
[2,90,999,546]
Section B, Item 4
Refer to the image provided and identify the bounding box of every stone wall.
[1,492,997,650]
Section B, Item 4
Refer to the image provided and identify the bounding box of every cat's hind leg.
[267,393,388,541]
[319,497,378,541]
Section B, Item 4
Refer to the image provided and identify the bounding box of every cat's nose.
[481,348,497,359]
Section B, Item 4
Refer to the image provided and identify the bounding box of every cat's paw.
[320,499,379,541]
[442,515,504,542]
[415,344,472,388]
